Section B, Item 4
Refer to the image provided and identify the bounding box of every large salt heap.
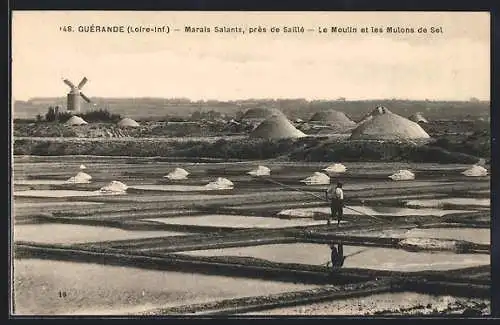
[300,172,330,185]
[117,118,140,127]
[65,116,88,126]
[66,172,92,184]
[351,106,430,140]
[247,165,271,176]
[462,165,488,177]
[98,181,128,193]
[205,177,234,190]
[309,110,356,133]
[164,168,190,180]
[240,107,286,125]
[389,170,415,181]
[250,114,307,140]
[323,163,347,174]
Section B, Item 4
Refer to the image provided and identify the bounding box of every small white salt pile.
[205,177,234,190]
[247,165,271,176]
[79,164,87,170]
[462,165,488,177]
[164,168,190,180]
[98,181,128,193]
[278,209,323,219]
[398,238,462,251]
[65,172,92,184]
[389,170,415,181]
[300,172,330,185]
[323,163,347,173]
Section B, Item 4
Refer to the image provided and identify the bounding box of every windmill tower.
[63,77,91,112]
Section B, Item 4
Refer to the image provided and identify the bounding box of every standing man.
[326,181,344,225]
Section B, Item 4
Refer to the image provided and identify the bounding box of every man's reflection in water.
[329,242,345,270]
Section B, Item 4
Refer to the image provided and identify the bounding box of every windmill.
[63,77,91,112]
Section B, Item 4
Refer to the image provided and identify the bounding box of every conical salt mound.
[66,171,92,184]
[79,164,87,170]
[350,106,430,140]
[65,116,88,126]
[164,168,189,180]
[98,180,128,193]
[300,172,330,185]
[309,110,356,131]
[250,114,307,140]
[117,118,140,127]
[248,165,271,176]
[205,177,234,190]
[462,165,488,177]
[241,107,285,123]
[323,163,347,173]
[409,112,429,123]
[389,170,415,181]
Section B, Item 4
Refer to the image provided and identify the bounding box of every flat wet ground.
[244,292,489,316]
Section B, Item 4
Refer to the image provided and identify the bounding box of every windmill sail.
[80,92,91,103]
[77,77,88,89]
[63,79,76,89]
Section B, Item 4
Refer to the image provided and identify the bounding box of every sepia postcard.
[10,11,491,317]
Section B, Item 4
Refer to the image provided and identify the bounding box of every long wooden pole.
[255,175,385,223]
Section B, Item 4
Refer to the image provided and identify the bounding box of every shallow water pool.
[130,184,228,192]
[13,259,317,315]
[13,190,125,198]
[14,179,70,185]
[403,228,490,245]
[180,243,490,272]
[14,224,191,245]
[405,198,490,208]
[144,214,327,228]
[278,206,470,218]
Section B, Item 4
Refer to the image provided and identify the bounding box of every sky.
[12,11,490,101]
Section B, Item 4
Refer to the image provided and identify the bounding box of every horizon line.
[15,96,490,103]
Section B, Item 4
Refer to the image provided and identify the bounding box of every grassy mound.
[13,121,246,138]
[13,137,481,164]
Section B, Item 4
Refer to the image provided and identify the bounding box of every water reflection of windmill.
[63,77,91,112]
